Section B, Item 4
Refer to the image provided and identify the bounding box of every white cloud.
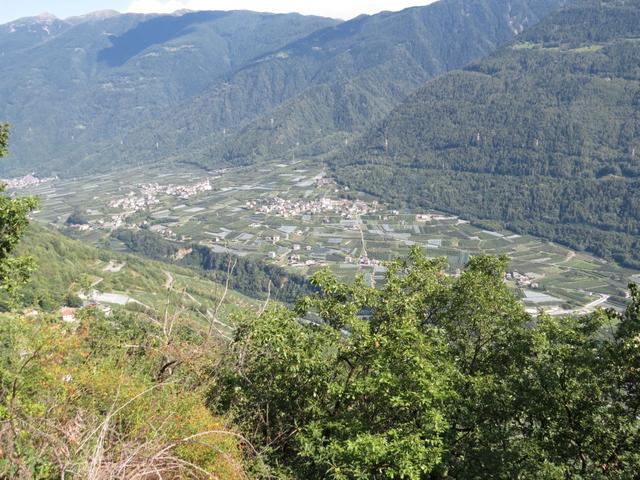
[126,0,433,20]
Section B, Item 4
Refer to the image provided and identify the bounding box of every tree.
[65,208,88,226]
[0,124,38,302]
[211,249,455,478]
[211,248,640,478]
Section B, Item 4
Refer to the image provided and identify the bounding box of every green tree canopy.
[65,208,88,226]
[211,248,640,479]
[0,124,38,303]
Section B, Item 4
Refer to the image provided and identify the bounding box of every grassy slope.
[10,224,256,331]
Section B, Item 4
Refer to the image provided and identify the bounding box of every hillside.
[2,229,249,477]
[112,228,317,304]
[7,224,255,332]
[334,0,640,268]
[0,10,338,176]
[112,0,565,172]
[0,0,564,176]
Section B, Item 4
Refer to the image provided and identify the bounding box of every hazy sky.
[0,1,434,24]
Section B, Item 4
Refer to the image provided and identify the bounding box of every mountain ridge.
[0,0,565,176]
[332,0,640,267]
[89,0,566,174]
[0,9,339,176]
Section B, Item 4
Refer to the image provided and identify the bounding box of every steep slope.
[113,0,565,171]
[8,224,255,320]
[0,11,338,176]
[334,0,640,267]
[0,13,72,51]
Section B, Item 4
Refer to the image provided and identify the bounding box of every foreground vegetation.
[0,124,38,304]
[14,246,638,477]
[212,250,640,478]
[4,227,639,479]
[0,310,246,478]
[3,247,639,478]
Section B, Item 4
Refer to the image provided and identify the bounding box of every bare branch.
[208,256,237,339]
[258,280,272,317]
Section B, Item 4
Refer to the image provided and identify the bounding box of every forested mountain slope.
[0,10,338,176]
[118,0,565,171]
[334,0,640,268]
[0,0,564,176]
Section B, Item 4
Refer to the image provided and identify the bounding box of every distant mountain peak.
[2,12,66,34]
[9,12,60,26]
[34,12,59,22]
[66,10,121,24]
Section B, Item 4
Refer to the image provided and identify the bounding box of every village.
[1,173,56,190]
[248,196,379,218]
[108,178,214,211]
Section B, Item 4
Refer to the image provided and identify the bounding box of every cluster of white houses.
[248,196,378,218]
[505,271,539,289]
[2,173,56,190]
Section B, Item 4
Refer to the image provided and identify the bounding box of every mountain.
[0,10,339,176]
[106,0,566,172]
[333,0,640,268]
[0,0,564,176]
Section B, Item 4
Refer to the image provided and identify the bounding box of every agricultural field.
[12,161,638,315]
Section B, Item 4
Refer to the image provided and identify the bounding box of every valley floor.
[13,160,637,314]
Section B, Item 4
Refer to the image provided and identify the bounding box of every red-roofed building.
[60,307,77,323]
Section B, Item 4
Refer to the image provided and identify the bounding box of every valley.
[3,0,640,477]
[12,160,637,314]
